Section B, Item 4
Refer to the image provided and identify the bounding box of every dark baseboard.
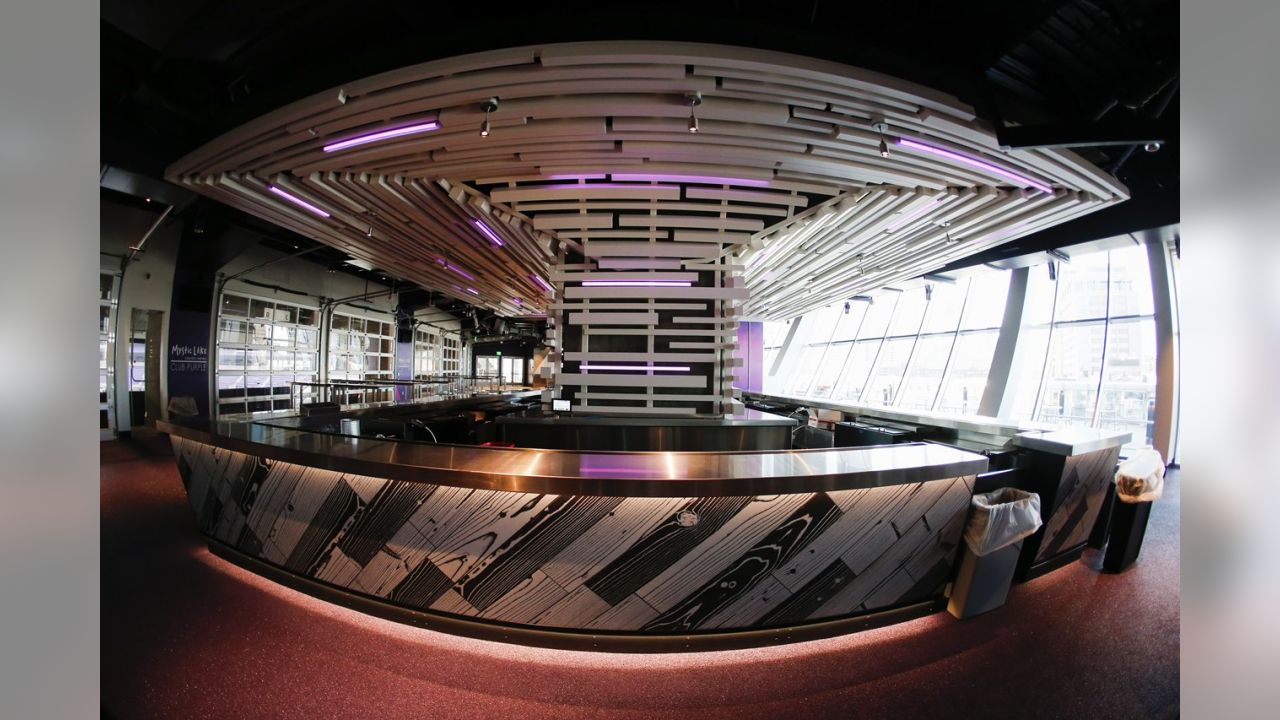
[1018,543,1087,582]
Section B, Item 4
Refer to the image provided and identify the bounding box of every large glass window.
[442,335,463,375]
[784,344,826,397]
[99,273,117,434]
[936,331,1000,416]
[761,320,791,380]
[832,340,880,403]
[897,334,953,410]
[808,341,851,398]
[1006,244,1159,452]
[329,310,395,403]
[216,292,320,415]
[413,326,441,398]
[772,267,1010,413]
[1037,322,1107,426]
[865,337,914,405]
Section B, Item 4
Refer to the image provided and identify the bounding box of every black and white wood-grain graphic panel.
[172,437,975,633]
[1034,445,1122,563]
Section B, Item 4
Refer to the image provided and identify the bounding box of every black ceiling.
[102,0,1178,281]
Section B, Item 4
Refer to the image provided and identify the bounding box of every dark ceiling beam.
[100,164,193,207]
[935,183,1178,273]
[996,117,1172,149]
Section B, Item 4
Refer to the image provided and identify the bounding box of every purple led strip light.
[895,137,1053,194]
[544,173,608,181]
[268,185,330,218]
[472,219,504,247]
[322,121,440,153]
[438,259,475,281]
[532,183,682,192]
[531,275,555,293]
[581,280,692,287]
[579,364,691,372]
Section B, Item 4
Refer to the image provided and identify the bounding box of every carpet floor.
[101,435,1179,719]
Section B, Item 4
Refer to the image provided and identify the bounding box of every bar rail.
[158,417,988,497]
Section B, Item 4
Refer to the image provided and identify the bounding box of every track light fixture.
[686,92,702,133]
[871,117,890,157]
[480,98,498,137]
[1046,248,1072,264]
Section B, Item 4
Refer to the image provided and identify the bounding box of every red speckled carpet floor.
[101,435,1179,719]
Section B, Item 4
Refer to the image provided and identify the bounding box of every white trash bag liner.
[963,488,1043,557]
[1114,449,1165,503]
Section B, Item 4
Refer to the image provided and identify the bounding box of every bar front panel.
[173,435,975,634]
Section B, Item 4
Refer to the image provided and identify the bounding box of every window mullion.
[1090,253,1114,428]
[929,280,971,411]
[857,293,900,404]
[1029,264,1062,422]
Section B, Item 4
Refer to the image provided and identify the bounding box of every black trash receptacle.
[1102,450,1165,573]
[948,488,1042,619]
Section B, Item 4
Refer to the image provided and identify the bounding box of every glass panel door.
[501,356,524,386]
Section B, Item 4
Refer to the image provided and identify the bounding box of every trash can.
[1102,449,1165,573]
[948,488,1043,619]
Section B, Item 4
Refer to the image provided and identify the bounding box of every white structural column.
[1146,232,1179,462]
[982,267,1029,417]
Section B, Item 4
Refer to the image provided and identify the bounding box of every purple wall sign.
[735,321,764,392]
[167,309,211,416]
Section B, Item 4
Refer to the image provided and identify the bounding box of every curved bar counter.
[160,417,988,651]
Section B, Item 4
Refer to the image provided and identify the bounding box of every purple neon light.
[895,137,1053,193]
[544,173,608,181]
[472,219,504,247]
[609,173,772,187]
[465,287,479,295]
[531,275,555,293]
[322,120,440,153]
[884,197,946,232]
[579,364,691,372]
[438,259,476,281]
[581,280,692,287]
[268,185,330,218]
[531,183,683,192]
[513,297,523,306]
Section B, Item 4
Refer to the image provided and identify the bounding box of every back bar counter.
[157,392,1128,651]
[742,391,1131,580]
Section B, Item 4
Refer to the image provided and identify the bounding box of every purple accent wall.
[736,321,764,392]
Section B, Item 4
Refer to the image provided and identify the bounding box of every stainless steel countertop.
[496,407,799,428]
[159,418,987,497]
[1012,428,1132,456]
[744,392,1053,437]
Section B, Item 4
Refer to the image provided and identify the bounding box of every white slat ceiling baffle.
[167,41,1127,321]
